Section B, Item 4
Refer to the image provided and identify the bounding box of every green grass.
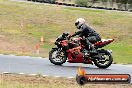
[105,43,132,64]
[0,0,132,63]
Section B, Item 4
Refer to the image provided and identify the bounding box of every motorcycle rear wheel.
[49,48,67,65]
[93,50,113,68]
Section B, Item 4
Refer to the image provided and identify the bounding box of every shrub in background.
[44,0,56,3]
[75,0,89,7]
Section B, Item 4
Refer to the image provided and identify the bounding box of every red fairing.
[60,40,68,46]
[67,46,92,64]
[76,37,82,41]
[67,46,83,63]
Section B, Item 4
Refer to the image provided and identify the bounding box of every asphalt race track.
[0,54,132,80]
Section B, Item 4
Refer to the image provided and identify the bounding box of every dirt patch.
[0,34,49,57]
[0,34,32,53]
[48,38,56,43]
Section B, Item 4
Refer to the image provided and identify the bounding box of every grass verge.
[0,74,132,88]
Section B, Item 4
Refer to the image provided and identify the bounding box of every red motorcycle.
[49,32,114,68]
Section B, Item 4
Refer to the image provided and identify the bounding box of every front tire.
[93,50,113,68]
[49,48,67,65]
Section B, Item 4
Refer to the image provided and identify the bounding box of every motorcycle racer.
[69,18,101,56]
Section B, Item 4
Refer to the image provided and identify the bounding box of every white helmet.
[75,18,85,29]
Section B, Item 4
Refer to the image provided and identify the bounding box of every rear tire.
[49,49,67,65]
[93,50,113,68]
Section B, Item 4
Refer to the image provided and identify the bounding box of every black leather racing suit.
[71,23,101,51]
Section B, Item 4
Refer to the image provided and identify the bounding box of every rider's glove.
[67,35,71,40]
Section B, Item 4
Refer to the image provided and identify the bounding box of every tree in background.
[75,0,88,7]
[128,0,132,4]
[121,0,128,10]
[91,0,98,5]
[101,0,108,8]
[109,0,116,7]
[127,0,132,11]
[115,0,122,10]
[115,0,128,10]
[66,0,132,11]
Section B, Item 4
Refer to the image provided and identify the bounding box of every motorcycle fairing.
[66,46,92,63]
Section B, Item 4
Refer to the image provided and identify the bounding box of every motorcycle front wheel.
[93,50,113,68]
[49,48,67,65]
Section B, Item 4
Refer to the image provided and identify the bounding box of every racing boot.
[89,48,97,54]
[83,49,89,58]
[88,44,98,54]
[83,49,95,61]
